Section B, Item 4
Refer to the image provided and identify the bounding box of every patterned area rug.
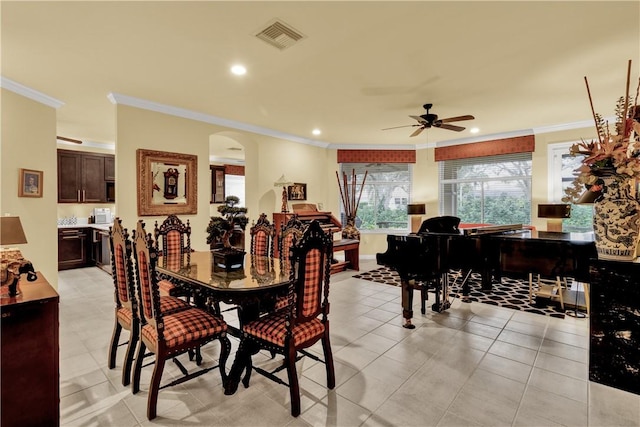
[353,267,566,318]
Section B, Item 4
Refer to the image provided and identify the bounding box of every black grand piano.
[377,216,596,329]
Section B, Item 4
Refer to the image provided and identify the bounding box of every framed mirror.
[137,149,197,216]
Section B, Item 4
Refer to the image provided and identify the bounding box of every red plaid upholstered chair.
[231,220,335,417]
[154,215,191,297]
[274,215,306,310]
[108,218,191,387]
[131,220,231,420]
[250,213,275,258]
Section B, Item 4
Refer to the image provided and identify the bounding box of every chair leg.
[322,330,335,389]
[108,320,122,369]
[218,335,231,383]
[132,341,146,394]
[286,346,301,417]
[556,276,564,310]
[147,355,166,420]
[122,329,138,386]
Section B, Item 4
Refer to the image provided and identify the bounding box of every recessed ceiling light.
[231,64,247,76]
[470,127,480,134]
[312,129,321,136]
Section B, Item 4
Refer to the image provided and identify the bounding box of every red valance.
[434,135,535,161]
[337,149,416,163]
[224,165,245,176]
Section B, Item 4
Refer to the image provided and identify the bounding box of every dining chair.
[154,214,191,297]
[131,220,231,420]
[108,218,191,387]
[250,213,275,258]
[230,220,335,417]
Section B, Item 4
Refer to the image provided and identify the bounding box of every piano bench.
[331,239,360,273]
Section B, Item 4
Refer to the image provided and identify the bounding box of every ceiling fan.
[382,103,475,137]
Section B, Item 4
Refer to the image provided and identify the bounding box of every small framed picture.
[19,168,43,198]
[287,183,307,201]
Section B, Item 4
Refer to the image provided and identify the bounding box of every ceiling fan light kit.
[383,103,475,137]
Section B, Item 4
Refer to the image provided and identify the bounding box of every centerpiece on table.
[563,60,640,260]
[206,195,249,271]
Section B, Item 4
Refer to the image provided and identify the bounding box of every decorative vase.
[593,178,640,261]
[342,216,360,240]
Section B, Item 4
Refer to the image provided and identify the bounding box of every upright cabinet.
[57,149,114,203]
[1,273,60,427]
[589,259,640,395]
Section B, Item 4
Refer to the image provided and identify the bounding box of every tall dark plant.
[206,196,248,248]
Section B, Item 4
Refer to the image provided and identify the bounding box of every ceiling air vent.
[255,20,305,50]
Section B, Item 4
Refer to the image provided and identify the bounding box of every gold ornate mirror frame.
[137,149,198,216]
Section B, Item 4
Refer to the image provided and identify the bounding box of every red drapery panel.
[434,135,535,161]
[224,165,245,176]
[337,149,416,163]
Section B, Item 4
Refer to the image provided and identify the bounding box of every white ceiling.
[2,1,639,159]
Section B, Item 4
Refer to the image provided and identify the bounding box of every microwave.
[93,208,112,224]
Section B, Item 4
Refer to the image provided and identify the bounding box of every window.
[439,153,532,225]
[225,174,245,207]
[339,163,411,231]
[549,142,593,232]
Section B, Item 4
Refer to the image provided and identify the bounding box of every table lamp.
[407,203,426,233]
[274,174,293,213]
[538,204,571,232]
[1,216,31,296]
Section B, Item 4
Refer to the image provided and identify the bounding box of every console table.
[1,272,60,426]
[589,259,640,395]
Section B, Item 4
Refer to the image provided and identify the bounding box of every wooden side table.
[1,272,60,426]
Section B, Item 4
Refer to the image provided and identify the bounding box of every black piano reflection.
[376,217,525,329]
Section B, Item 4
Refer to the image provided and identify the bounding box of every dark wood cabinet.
[1,273,60,427]
[58,227,89,270]
[589,259,640,396]
[57,149,114,203]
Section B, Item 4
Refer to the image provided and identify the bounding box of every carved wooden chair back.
[237,220,335,417]
[249,213,275,258]
[107,217,140,386]
[278,214,306,271]
[154,214,191,264]
[131,220,231,420]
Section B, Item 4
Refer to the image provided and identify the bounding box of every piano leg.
[432,272,451,313]
[400,278,416,329]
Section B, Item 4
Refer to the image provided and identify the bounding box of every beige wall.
[2,88,599,280]
[1,89,59,288]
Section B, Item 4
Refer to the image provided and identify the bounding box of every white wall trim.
[0,76,64,109]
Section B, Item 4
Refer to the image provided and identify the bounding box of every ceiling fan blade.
[410,127,425,137]
[57,136,83,144]
[409,115,427,124]
[381,124,420,131]
[438,123,466,132]
[439,115,475,123]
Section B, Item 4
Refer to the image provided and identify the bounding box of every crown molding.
[107,92,330,149]
[0,77,64,109]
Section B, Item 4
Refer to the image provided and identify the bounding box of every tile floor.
[58,260,640,426]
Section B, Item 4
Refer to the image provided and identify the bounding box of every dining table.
[157,250,292,333]
[157,250,293,394]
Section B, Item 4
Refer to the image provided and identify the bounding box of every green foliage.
[207,195,248,245]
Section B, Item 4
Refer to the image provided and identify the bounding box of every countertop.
[58,223,112,231]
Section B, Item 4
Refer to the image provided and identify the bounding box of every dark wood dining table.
[157,250,292,394]
[157,250,292,328]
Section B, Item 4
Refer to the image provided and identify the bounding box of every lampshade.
[576,190,602,204]
[537,204,571,219]
[273,174,293,188]
[407,203,426,215]
[1,216,28,245]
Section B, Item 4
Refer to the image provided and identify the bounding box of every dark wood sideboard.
[589,259,640,395]
[1,272,60,426]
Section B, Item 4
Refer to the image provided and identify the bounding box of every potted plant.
[206,196,249,270]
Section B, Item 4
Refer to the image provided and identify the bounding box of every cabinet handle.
[82,190,86,202]
[61,236,80,240]
[77,190,81,202]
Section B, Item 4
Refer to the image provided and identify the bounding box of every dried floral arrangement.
[563,60,640,203]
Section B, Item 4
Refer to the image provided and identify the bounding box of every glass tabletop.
[157,251,291,291]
